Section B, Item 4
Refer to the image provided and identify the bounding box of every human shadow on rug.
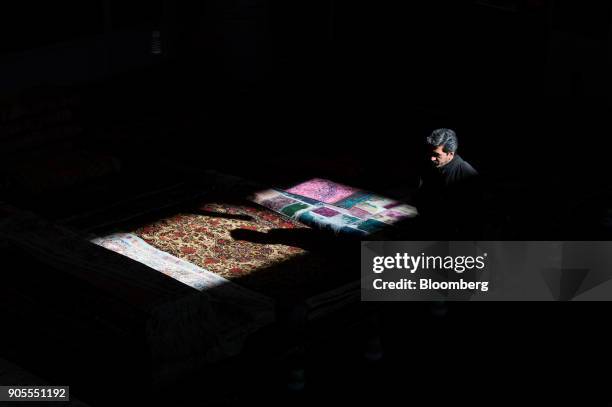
[230,227,334,252]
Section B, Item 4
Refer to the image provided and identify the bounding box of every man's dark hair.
[427,128,458,153]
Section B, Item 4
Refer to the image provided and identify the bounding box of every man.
[420,128,478,189]
[416,128,481,238]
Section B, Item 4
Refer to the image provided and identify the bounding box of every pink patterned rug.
[286,178,359,204]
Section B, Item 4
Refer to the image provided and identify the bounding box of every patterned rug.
[91,232,268,298]
[286,178,359,204]
[132,201,333,297]
[252,181,418,236]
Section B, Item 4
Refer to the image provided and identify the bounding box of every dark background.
[2,0,611,238]
[1,0,611,404]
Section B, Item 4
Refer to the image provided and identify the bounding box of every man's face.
[430,145,455,168]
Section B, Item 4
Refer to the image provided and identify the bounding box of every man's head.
[426,128,458,168]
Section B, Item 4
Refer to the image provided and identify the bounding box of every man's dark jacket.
[416,154,481,238]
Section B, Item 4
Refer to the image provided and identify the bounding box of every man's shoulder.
[460,160,478,177]
[456,155,478,177]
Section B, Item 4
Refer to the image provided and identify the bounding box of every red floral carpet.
[133,201,331,296]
